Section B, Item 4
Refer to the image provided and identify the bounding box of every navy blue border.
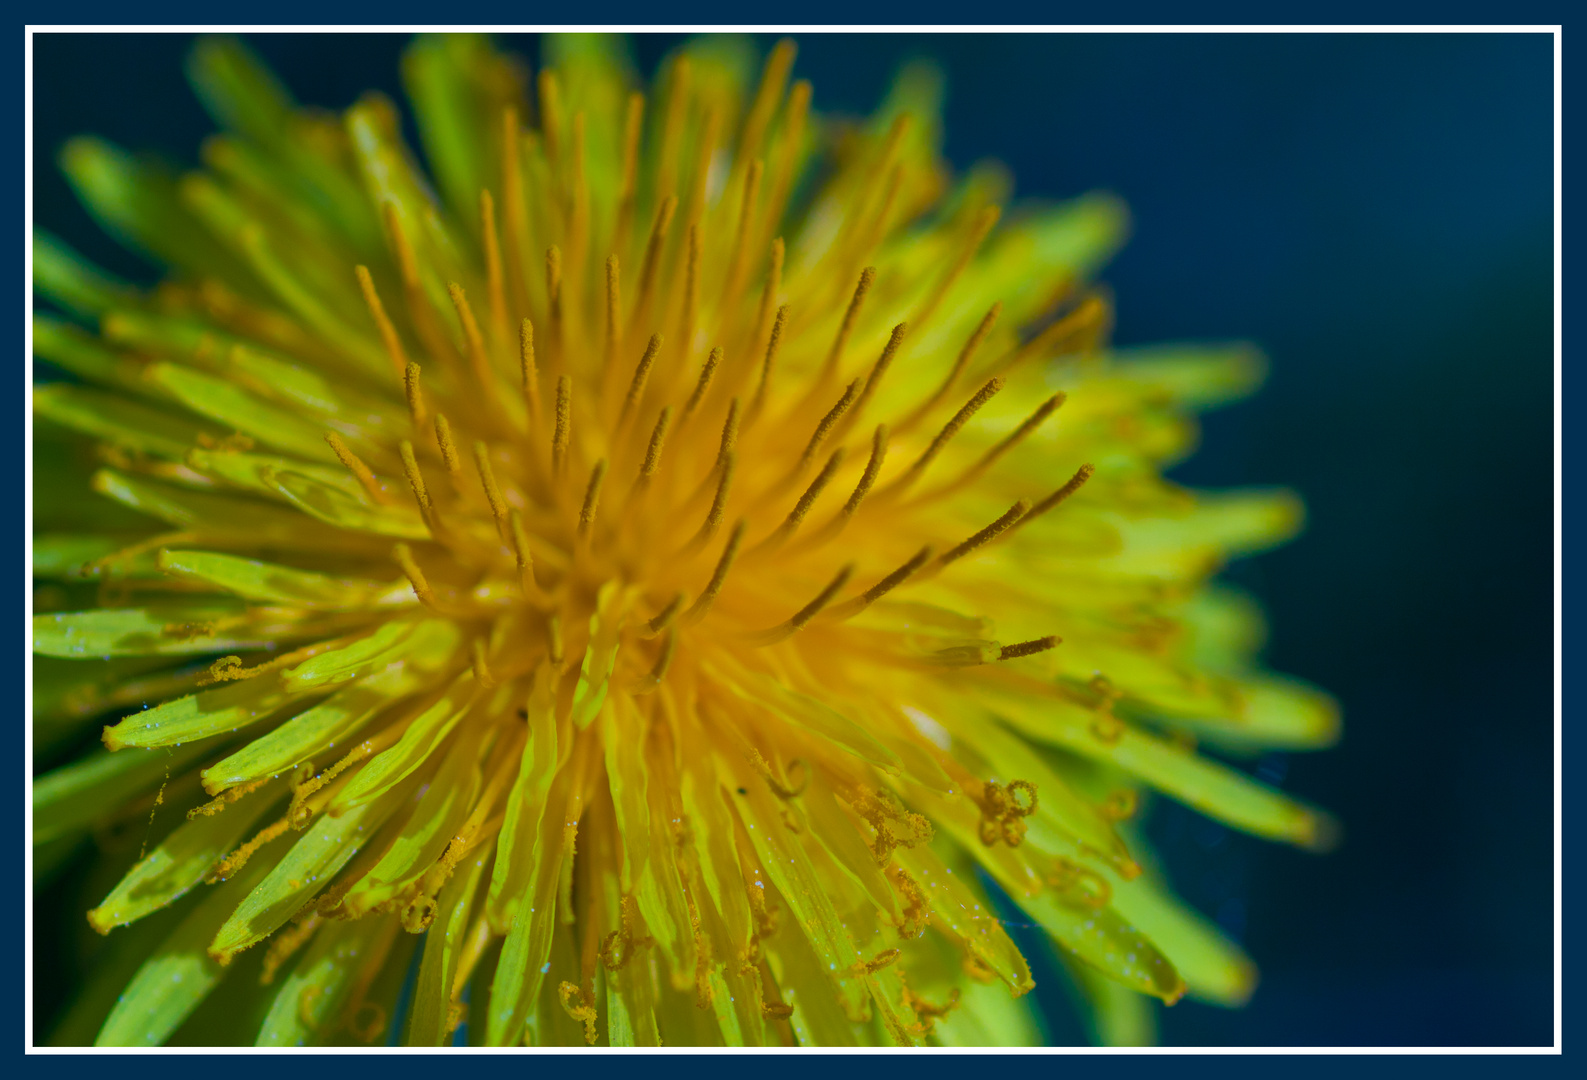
[19,7,1570,1069]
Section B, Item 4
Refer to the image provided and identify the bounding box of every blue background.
[30,31,1556,1047]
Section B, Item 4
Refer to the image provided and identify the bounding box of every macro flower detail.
[32,34,1338,1047]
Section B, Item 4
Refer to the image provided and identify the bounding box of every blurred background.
[31,31,1555,1046]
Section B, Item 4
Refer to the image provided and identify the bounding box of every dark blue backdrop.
[30,31,1556,1047]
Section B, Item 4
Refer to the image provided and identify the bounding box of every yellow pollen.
[519,318,541,422]
[681,519,746,626]
[747,562,855,645]
[393,543,439,609]
[844,321,907,430]
[798,378,861,471]
[882,377,1003,499]
[578,459,608,539]
[820,266,876,382]
[999,636,1062,660]
[679,347,722,427]
[323,431,391,506]
[618,333,664,428]
[398,440,439,533]
[825,545,935,622]
[552,375,572,476]
[404,360,427,429]
[433,414,464,480]
[1009,463,1096,535]
[933,499,1029,571]
[353,264,408,378]
[638,406,673,482]
[472,441,511,542]
[751,305,788,418]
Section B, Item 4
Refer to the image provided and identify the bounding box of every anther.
[1008,463,1095,535]
[750,305,788,418]
[393,543,439,609]
[821,267,875,381]
[933,499,1029,571]
[684,450,735,552]
[404,361,427,430]
[472,441,511,542]
[507,509,538,595]
[882,377,1003,498]
[912,204,1000,332]
[353,265,408,377]
[644,592,686,637]
[631,195,678,334]
[715,397,741,471]
[578,459,608,540]
[679,224,701,358]
[447,282,496,393]
[824,545,934,622]
[519,319,541,421]
[679,347,722,427]
[798,378,861,472]
[646,629,677,685]
[999,636,1061,661]
[750,238,784,358]
[618,333,663,428]
[845,425,890,518]
[845,321,907,428]
[471,638,497,689]
[746,563,856,645]
[545,246,563,344]
[721,158,764,305]
[638,407,673,483]
[753,449,844,554]
[681,519,746,626]
[552,375,572,476]
[324,432,391,505]
[944,392,1066,494]
[434,414,464,480]
[603,254,623,384]
[398,440,439,534]
[898,303,1002,435]
[479,189,508,344]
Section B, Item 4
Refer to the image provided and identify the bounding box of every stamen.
[644,592,686,637]
[941,392,1066,494]
[618,333,664,428]
[754,449,845,553]
[681,519,746,626]
[630,195,677,335]
[538,70,564,167]
[911,205,1001,332]
[714,397,741,470]
[638,406,673,482]
[739,40,798,166]
[471,638,497,688]
[353,265,408,378]
[447,282,498,395]
[578,458,608,539]
[820,267,875,382]
[404,361,427,430]
[797,378,860,471]
[507,509,538,595]
[848,321,908,423]
[433,414,464,481]
[654,57,690,202]
[646,629,678,685]
[896,303,1001,434]
[881,377,1002,498]
[1008,463,1095,534]
[750,304,788,418]
[472,441,511,542]
[546,246,563,350]
[393,543,439,609]
[603,254,623,385]
[746,563,856,645]
[824,545,934,622]
[398,440,440,534]
[614,92,645,255]
[382,203,455,364]
[749,237,785,357]
[500,108,530,314]
[679,346,722,427]
[999,636,1061,660]
[932,499,1029,572]
[479,189,508,345]
[323,432,391,505]
[552,375,572,476]
[679,224,701,359]
[1007,293,1110,368]
[684,450,736,552]
[844,424,890,518]
[721,158,764,306]
[520,318,541,421]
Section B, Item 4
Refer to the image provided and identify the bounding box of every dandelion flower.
[32,34,1338,1047]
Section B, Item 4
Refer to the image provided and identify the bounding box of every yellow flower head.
[32,34,1338,1047]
